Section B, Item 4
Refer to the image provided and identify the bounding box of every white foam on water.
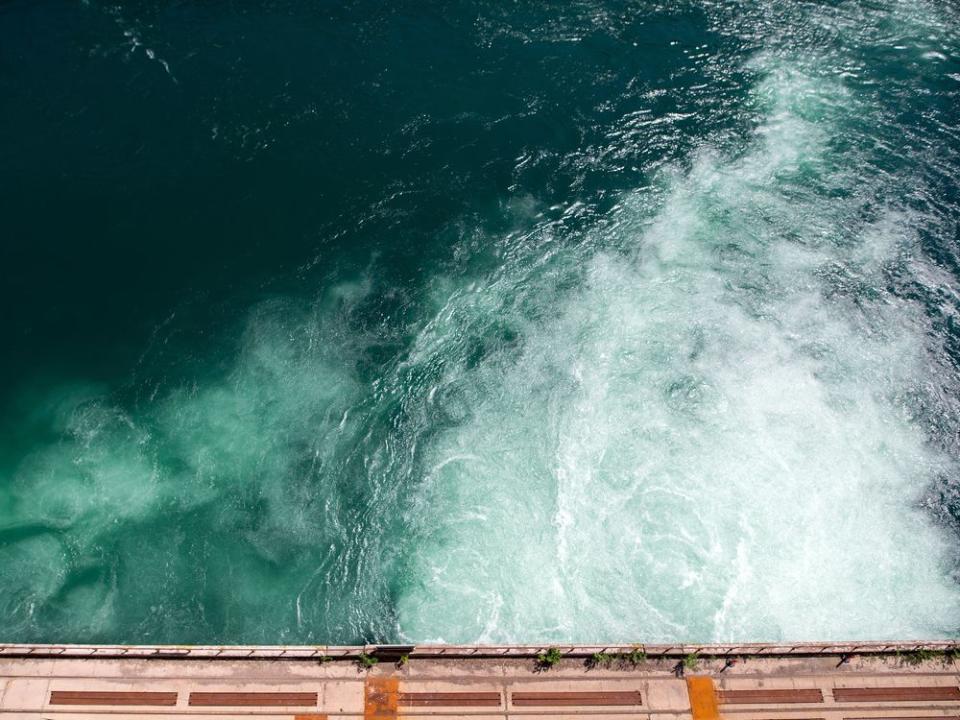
[392,54,960,642]
[0,292,378,641]
[1,0,958,645]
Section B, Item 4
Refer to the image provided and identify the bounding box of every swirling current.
[1,0,960,644]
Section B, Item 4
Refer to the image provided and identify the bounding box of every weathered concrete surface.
[1,649,959,719]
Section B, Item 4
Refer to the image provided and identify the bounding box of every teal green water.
[1,0,960,644]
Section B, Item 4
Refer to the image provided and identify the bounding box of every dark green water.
[2,0,960,645]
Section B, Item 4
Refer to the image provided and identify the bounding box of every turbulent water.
[1,0,960,645]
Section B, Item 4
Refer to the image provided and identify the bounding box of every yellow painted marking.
[365,677,398,720]
[687,676,721,720]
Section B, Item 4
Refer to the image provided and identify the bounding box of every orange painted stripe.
[365,677,398,720]
[688,676,721,720]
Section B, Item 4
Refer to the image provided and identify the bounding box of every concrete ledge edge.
[0,640,957,660]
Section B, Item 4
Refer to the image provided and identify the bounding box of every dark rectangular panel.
[50,691,178,706]
[512,690,643,706]
[189,691,317,706]
[718,689,824,704]
[399,691,501,707]
[835,687,960,702]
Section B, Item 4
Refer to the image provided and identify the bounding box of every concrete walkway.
[1,652,959,720]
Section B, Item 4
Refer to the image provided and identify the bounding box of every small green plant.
[357,653,379,669]
[319,655,333,664]
[626,647,647,665]
[902,648,943,666]
[683,652,700,670]
[536,647,563,669]
[397,654,409,667]
[589,652,613,668]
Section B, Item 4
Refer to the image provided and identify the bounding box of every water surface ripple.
[1,0,959,644]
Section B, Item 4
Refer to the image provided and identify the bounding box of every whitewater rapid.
[389,3,960,641]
